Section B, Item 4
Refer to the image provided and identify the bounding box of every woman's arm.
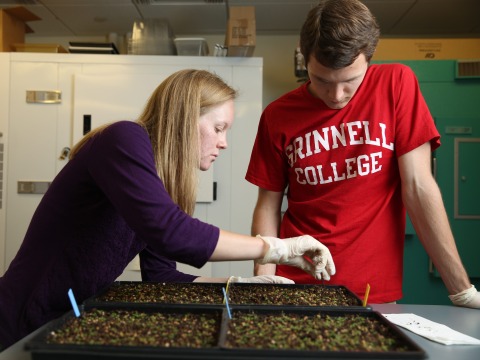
[140,246,294,284]
[208,229,269,261]
[210,229,335,281]
[139,247,198,282]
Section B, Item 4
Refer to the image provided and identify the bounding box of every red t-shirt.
[246,63,440,303]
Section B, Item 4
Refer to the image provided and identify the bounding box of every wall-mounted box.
[0,6,40,52]
[373,38,480,60]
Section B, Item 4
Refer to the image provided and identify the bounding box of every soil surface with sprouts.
[225,310,411,352]
[44,308,412,353]
[92,282,362,307]
[228,284,362,306]
[93,282,224,304]
[46,308,221,348]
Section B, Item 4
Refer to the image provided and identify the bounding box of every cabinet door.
[5,61,61,267]
[0,54,9,274]
[435,117,480,277]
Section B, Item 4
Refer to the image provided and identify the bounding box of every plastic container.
[174,38,209,56]
[220,307,427,359]
[129,18,176,55]
[26,306,224,360]
[227,283,367,309]
[84,281,366,310]
[85,281,367,310]
[84,281,225,308]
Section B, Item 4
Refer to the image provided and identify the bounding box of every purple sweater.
[0,121,219,348]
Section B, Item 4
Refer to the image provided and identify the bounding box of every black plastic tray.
[227,283,368,310]
[26,306,426,360]
[26,305,225,360]
[84,281,226,308]
[219,307,426,359]
[85,281,369,310]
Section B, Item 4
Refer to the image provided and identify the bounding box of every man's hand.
[229,275,294,284]
[449,285,480,309]
[256,235,336,280]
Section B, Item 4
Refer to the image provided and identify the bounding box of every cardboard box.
[13,43,68,53]
[0,6,40,52]
[373,38,480,60]
[225,6,256,57]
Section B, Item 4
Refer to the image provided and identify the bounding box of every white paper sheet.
[383,313,480,345]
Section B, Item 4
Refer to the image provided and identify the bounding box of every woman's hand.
[256,235,336,280]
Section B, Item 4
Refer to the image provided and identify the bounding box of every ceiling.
[1,0,480,38]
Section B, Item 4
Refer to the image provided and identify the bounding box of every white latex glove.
[449,285,480,309]
[256,235,336,281]
[229,275,295,284]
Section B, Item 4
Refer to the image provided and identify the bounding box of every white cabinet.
[0,53,262,280]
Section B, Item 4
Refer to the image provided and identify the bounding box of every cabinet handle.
[59,147,71,160]
[17,181,51,194]
[83,115,91,135]
[26,90,62,104]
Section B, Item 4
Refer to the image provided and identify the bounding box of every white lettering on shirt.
[285,120,394,167]
[294,152,384,185]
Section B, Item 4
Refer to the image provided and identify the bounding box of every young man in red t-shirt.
[246,0,479,307]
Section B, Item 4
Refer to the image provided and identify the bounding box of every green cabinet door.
[434,117,480,278]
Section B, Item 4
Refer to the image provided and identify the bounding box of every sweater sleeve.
[139,246,198,282]
[85,122,219,269]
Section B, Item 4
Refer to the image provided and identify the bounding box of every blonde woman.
[0,69,335,350]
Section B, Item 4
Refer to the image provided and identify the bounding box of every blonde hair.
[70,69,237,215]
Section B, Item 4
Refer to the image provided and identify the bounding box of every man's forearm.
[251,188,284,277]
[405,178,470,295]
[254,262,276,276]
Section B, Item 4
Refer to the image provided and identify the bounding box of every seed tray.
[84,281,226,308]
[85,281,368,311]
[220,307,426,359]
[227,283,368,309]
[26,305,225,360]
[26,306,425,360]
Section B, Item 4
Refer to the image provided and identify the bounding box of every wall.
[374,38,480,61]
[23,34,480,110]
